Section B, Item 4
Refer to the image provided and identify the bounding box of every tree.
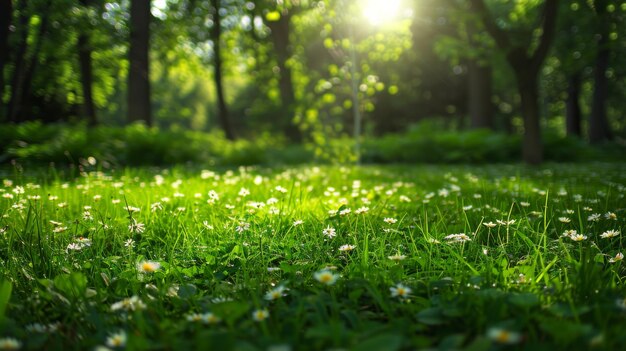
[589,0,612,143]
[210,0,235,140]
[128,0,152,126]
[8,0,54,122]
[469,0,558,164]
[0,0,12,120]
[78,0,97,126]
[565,73,582,137]
[267,9,301,142]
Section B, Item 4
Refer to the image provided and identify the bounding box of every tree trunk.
[565,73,581,137]
[515,70,543,165]
[210,0,235,140]
[268,13,301,142]
[78,0,96,126]
[467,60,493,129]
[0,0,12,120]
[7,0,30,122]
[128,0,151,126]
[589,36,611,143]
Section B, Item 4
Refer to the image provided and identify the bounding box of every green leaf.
[416,307,445,326]
[266,11,281,22]
[0,280,12,322]
[508,292,540,308]
[352,334,403,351]
[54,272,87,300]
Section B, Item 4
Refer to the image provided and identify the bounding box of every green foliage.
[0,122,311,167]
[361,119,625,164]
[2,121,624,166]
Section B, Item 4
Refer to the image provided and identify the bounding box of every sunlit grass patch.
[0,163,624,350]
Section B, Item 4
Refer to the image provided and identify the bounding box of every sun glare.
[362,0,402,26]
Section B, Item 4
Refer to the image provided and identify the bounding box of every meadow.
[0,162,625,350]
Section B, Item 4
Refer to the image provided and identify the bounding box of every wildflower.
[105,331,127,348]
[264,286,288,301]
[587,213,601,222]
[564,209,575,214]
[322,226,336,239]
[520,202,530,207]
[269,207,280,215]
[390,283,411,299]
[201,312,221,324]
[482,222,496,228]
[388,253,407,261]
[383,217,397,224]
[137,261,161,273]
[150,202,163,212]
[202,221,214,230]
[609,253,624,263]
[66,243,85,251]
[427,237,441,244]
[444,233,472,243]
[463,205,473,211]
[600,230,620,239]
[438,188,449,197]
[605,212,617,220]
[125,206,140,213]
[570,233,587,242]
[129,222,145,234]
[266,198,278,205]
[314,269,339,285]
[558,217,571,223]
[0,338,21,350]
[399,195,411,203]
[355,207,369,214]
[293,219,304,226]
[110,296,146,312]
[338,244,356,252]
[238,188,250,197]
[339,208,351,216]
[252,309,270,322]
[236,221,250,233]
[267,267,281,273]
[275,186,288,193]
[562,229,578,238]
[187,312,220,324]
[496,219,515,226]
[124,239,135,248]
[52,226,68,233]
[487,327,522,344]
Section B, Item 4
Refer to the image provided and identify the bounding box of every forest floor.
[0,163,625,350]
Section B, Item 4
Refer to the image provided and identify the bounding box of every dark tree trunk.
[0,0,12,120]
[10,0,52,122]
[128,0,151,126]
[210,0,235,140]
[467,60,493,129]
[7,0,30,122]
[268,13,301,142]
[515,70,543,165]
[469,0,557,164]
[78,0,96,126]
[565,73,582,137]
[589,35,612,143]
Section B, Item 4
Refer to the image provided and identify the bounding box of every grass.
[0,162,625,350]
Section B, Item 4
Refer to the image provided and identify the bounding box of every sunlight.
[362,0,402,26]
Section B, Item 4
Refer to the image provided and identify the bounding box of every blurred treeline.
[0,0,624,164]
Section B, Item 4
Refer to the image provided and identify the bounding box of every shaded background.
[0,0,624,165]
